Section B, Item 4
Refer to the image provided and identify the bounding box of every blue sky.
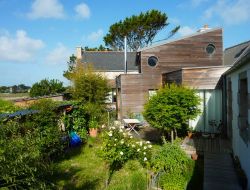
[0,0,249,86]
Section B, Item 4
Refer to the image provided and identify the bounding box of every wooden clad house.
[77,26,231,132]
[116,27,230,132]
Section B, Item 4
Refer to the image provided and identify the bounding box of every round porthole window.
[148,56,158,67]
[206,44,216,55]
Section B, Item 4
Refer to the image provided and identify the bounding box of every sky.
[0,0,249,86]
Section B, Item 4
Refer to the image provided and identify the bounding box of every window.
[206,44,216,55]
[148,89,157,99]
[238,71,248,144]
[148,56,158,67]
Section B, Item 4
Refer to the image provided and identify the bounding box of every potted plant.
[89,119,99,137]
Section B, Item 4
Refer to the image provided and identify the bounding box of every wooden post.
[171,130,174,144]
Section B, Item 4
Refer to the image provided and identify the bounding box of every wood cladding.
[163,66,230,89]
[118,28,224,118]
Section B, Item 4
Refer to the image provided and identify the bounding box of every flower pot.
[191,153,198,160]
[89,128,98,137]
[188,131,193,138]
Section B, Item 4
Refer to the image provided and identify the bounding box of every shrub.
[100,126,152,171]
[143,84,200,139]
[151,142,194,190]
[107,160,147,190]
[0,120,52,189]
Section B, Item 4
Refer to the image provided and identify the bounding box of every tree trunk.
[174,128,178,139]
[171,130,174,144]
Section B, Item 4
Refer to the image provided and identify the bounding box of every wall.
[226,60,250,183]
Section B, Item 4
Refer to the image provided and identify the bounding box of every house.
[75,50,139,107]
[115,27,230,133]
[224,41,250,182]
[76,26,229,133]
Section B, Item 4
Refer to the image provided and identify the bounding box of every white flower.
[120,151,124,155]
[130,135,133,139]
[115,138,117,141]
[143,152,146,155]
[144,157,147,161]
[132,144,135,148]
[111,126,115,130]
[148,145,152,148]
[139,141,143,146]
[144,146,147,150]
[146,141,150,144]
[120,125,124,129]
[108,132,113,137]
[114,144,116,146]
[137,148,140,152]
[120,140,124,144]
[101,124,106,128]
[119,129,123,133]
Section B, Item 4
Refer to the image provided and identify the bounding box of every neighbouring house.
[76,50,139,108]
[224,41,250,183]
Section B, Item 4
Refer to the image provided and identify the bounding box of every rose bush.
[100,126,152,171]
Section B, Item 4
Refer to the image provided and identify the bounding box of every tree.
[70,63,110,104]
[29,79,65,97]
[63,54,77,80]
[143,84,200,142]
[103,9,180,51]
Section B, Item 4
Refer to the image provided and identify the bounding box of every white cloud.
[87,29,103,42]
[46,43,71,65]
[27,0,65,19]
[75,3,90,19]
[178,26,196,37]
[204,0,250,25]
[0,30,44,62]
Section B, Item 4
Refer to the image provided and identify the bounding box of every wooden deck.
[203,153,241,190]
[181,136,241,190]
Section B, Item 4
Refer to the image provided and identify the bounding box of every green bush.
[151,142,194,190]
[143,84,200,137]
[107,160,147,190]
[100,126,152,171]
[0,120,52,189]
[0,99,66,189]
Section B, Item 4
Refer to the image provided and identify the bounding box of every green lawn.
[0,93,29,100]
[50,137,148,190]
[51,138,108,190]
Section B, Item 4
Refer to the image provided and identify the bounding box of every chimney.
[124,36,127,74]
[76,46,82,59]
[197,24,211,32]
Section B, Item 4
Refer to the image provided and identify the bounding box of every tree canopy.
[103,9,180,51]
[29,79,65,97]
[143,84,200,136]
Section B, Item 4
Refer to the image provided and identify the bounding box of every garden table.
[123,119,141,136]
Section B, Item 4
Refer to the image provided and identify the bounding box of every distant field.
[0,93,29,100]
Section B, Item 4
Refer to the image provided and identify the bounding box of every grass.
[51,137,108,190]
[50,137,148,190]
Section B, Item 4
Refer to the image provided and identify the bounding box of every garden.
[0,61,203,190]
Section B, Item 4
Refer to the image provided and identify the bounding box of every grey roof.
[224,45,250,75]
[224,40,250,66]
[81,51,138,71]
